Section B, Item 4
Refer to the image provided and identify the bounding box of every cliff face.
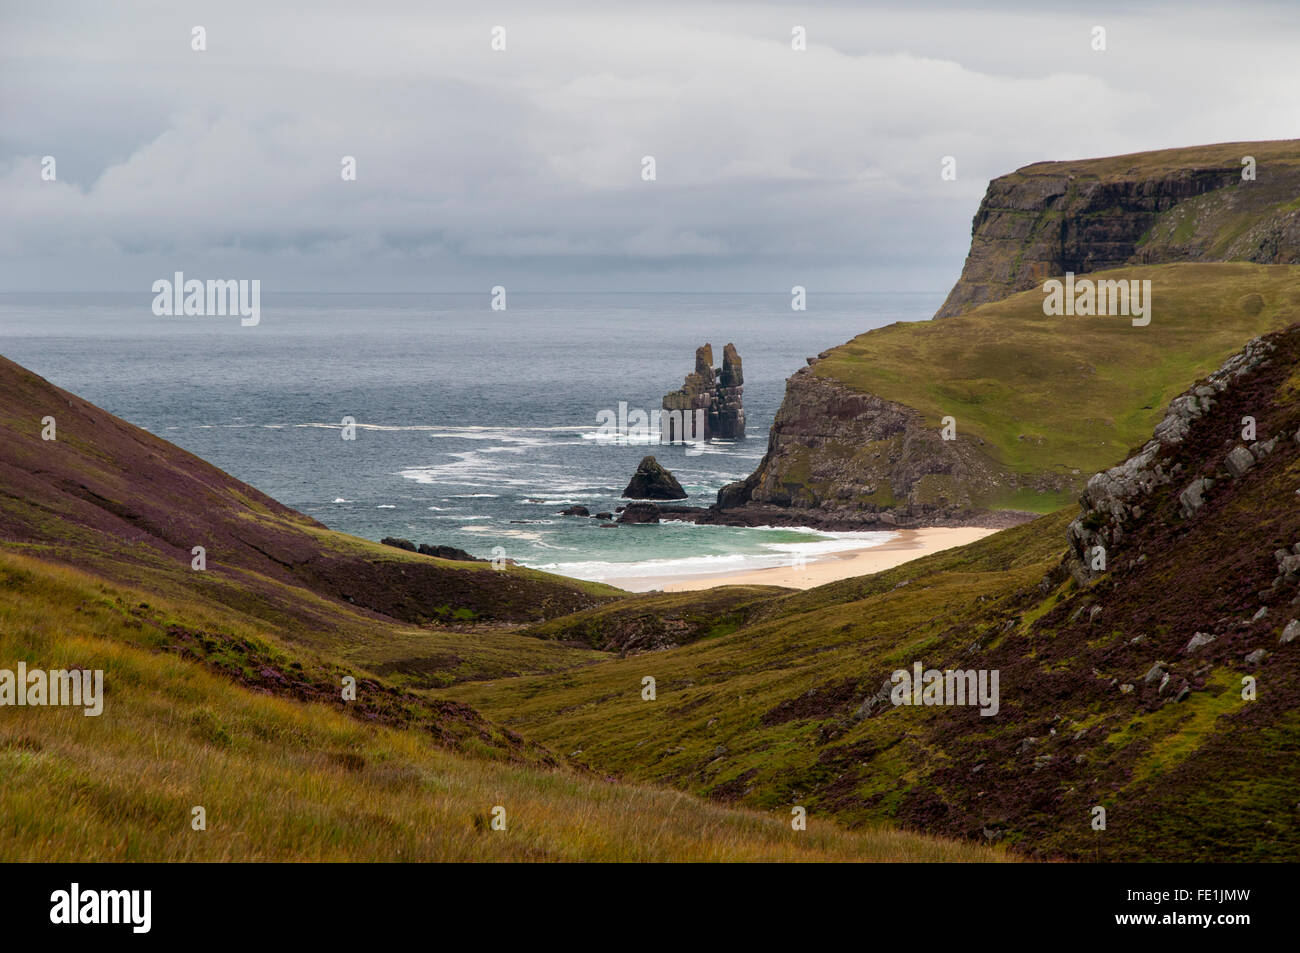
[717,369,1029,524]
[937,140,1300,318]
[718,141,1300,525]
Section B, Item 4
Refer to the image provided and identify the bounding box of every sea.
[0,291,942,589]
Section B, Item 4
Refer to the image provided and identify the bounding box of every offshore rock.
[662,343,745,441]
[622,455,688,500]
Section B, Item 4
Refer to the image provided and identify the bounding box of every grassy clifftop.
[938,138,1300,318]
[729,262,1300,519]
[819,262,1300,496]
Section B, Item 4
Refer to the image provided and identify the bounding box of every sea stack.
[622,455,688,500]
[662,343,745,441]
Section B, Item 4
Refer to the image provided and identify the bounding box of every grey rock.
[1245,648,1268,665]
[1183,631,1216,654]
[1143,662,1166,684]
[1281,620,1300,645]
[1225,445,1256,478]
[1252,607,1269,622]
[1251,437,1278,460]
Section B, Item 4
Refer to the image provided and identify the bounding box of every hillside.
[720,261,1300,522]
[448,326,1300,860]
[0,353,632,684]
[1,548,1008,861]
[713,141,1300,526]
[937,139,1300,318]
[0,352,1012,861]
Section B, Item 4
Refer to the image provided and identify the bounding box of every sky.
[2,0,1299,294]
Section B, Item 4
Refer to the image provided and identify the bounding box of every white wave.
[528,530,898,584]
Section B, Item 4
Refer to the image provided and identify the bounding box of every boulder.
[559,505,590,516]
[380,536,417,552]
[622,456,687,500]
[1225,445,1256,478]
[1178,477,1212,517]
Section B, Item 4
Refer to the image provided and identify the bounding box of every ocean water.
[0,291,942,588]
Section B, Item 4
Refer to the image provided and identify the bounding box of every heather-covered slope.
[0,352,621,638]
[450,327,1300,860]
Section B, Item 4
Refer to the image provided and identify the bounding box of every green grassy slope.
[0,550,1008,861]
[813,262,1300,509]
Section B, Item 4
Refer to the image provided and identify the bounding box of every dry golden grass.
[0,550,1010,862]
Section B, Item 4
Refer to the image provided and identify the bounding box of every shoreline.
[598,526,1000,592]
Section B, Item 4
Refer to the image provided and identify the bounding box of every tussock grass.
[0,550,1008,862]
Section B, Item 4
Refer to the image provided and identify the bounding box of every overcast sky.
[2,0,1299,293]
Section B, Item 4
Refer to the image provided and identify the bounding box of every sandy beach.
[603,526,1000,592]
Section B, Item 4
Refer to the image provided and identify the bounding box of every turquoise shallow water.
[0,290,941,587]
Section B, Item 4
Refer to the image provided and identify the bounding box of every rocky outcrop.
[617,502,661,524]
[662,343,745,441]
[381,537,483,561]
[1066,334,1279,583]
[938,140,1300,318]
[622,455,687,500]
[716,368,1045,524]
[417,543,482,562]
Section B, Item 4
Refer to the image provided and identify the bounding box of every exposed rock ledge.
[1066,333,1281,583]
